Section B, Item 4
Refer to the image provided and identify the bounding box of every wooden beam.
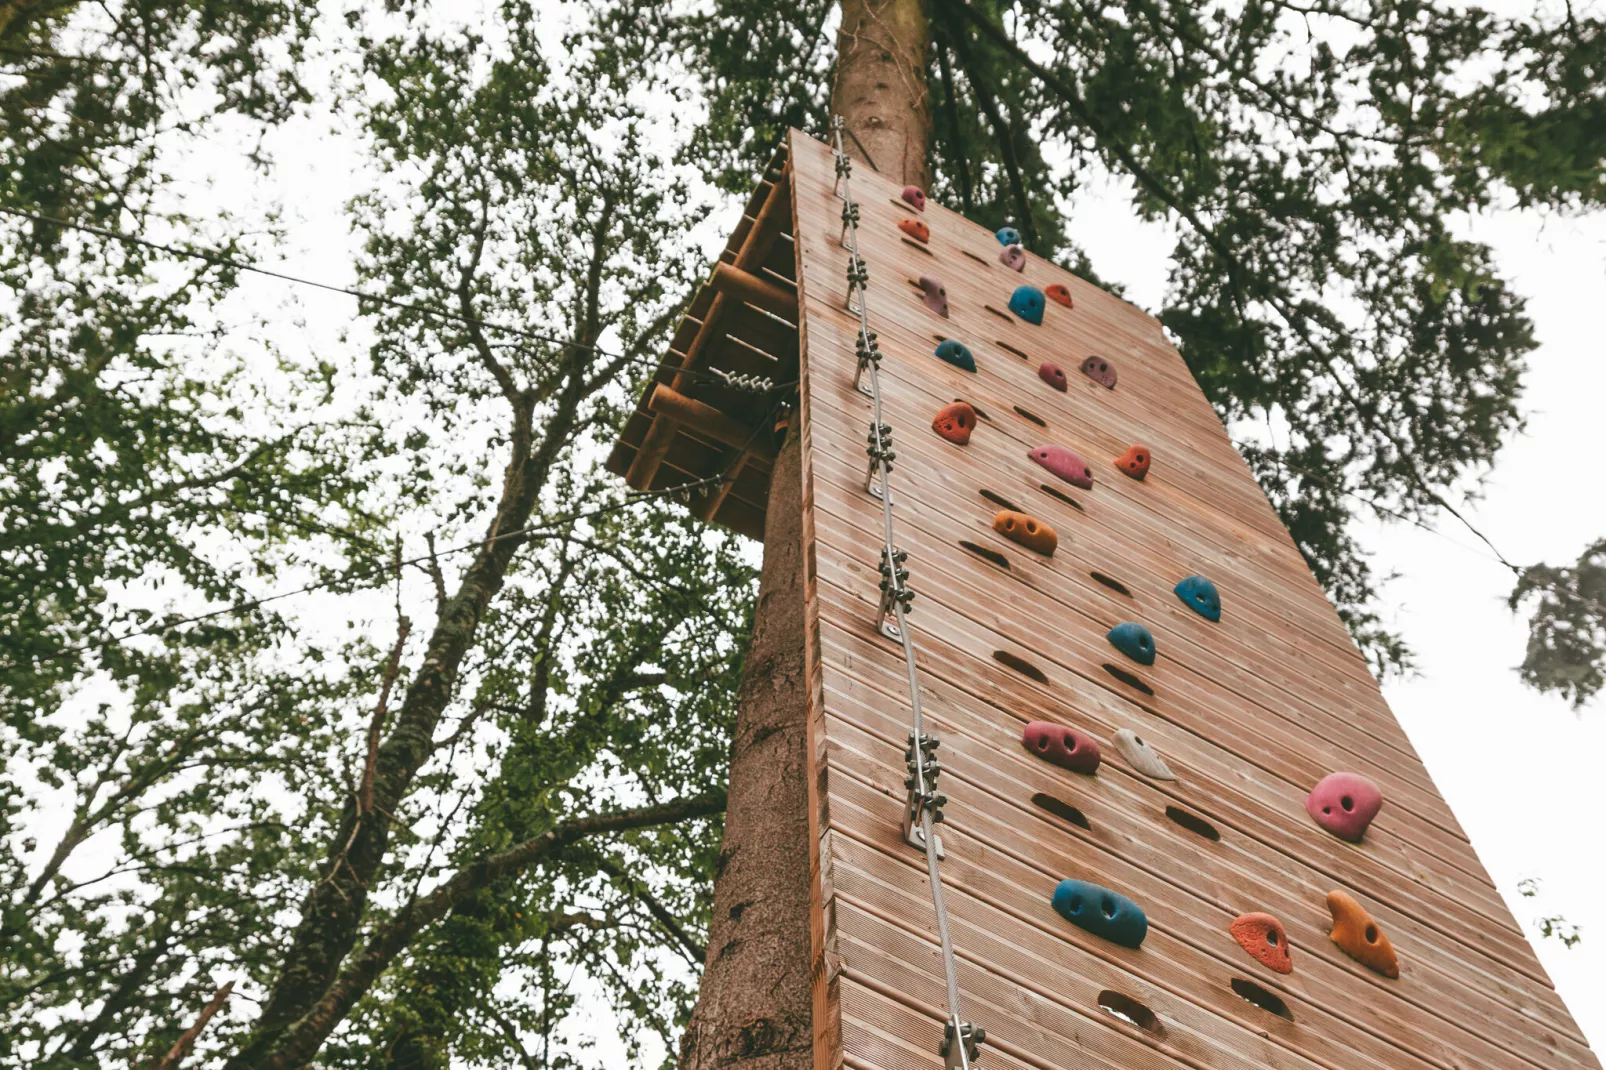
[711,262,798,320]
[648,384,777,461]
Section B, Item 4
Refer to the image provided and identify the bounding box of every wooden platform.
[608,130,1599,1070]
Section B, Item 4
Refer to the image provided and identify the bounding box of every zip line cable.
[832,117,983,1070]
[20,394,787,664]
[0,205,785,393]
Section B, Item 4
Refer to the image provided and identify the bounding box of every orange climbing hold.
[1114,444,1151,480]
[932,402,976,445]
[1230,912,1293,974]
[898,218,930,243]
[992,510,1057,557]
[1326,891,1399,978]
[1045,283,1074,309]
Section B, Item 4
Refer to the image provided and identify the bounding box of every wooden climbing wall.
[777,129,1601,1070]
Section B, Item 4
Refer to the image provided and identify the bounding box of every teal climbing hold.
[1052,879,1148,949]
[1106,622,1156,666]
[1174,575,1221,622]
[1009,285,1045,325]
[934,339,976,373]
[995,226,1021,246]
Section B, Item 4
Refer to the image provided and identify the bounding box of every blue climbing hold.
[1052,879,1148,949]
[934,339,976,373]
[1106,622,1156,666]
[1174,575,1222,622]
[1008,285,1045,326]
[995,226,1021,247]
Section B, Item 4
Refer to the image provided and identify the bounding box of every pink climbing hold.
[1305,773,1383,842]
[1022,721,1102,774]
[919,275,949,318]
[1038,362,1068,392]
[1028,444,1094,490]
[999,244,1026,272]
[902,185,927,211]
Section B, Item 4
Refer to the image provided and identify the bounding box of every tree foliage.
[1510,540,1606,708]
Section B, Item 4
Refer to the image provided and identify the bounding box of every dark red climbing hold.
[1022,721,1102,774]
[932,402,976,445]
[919,275,949,318]
[1029,444,1094,489]
[1305,773,1383,842]
[899,218,930,243]
[1080,355,1117,389]
[934,339,976,372]
[1038,362,1068,392]
[1009,285,1046,325]
[992,510,1057,556]
[1231,913,1294,974]
[1114,444,1151,481]
[1053,880,1147,948]
[1046,283,1074,309]
[902,185,927,211]
[1106,622,1156,666]
[1000,244,1026,272]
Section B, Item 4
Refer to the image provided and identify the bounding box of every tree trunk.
[833,0,934,188]
[676,428,813,1070]
[677,17,934,1065]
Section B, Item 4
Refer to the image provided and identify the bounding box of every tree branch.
[147,980,234,1070]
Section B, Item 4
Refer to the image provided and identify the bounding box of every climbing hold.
[899,218,930,243]
[901,185,927,211]
[1114,444,1151,481]
[1112,729,1175,780]
[996,226,1021,246]
[1173,575,1221,622]
[919,275,949,318]
[1230,913,1293,974]
[1022,721,1102,774]
[1305,773,1383,843]
[1326,890,1399,978]
[999,244,1026,272]
[1046,283,1074,309]
[1009,285,1046,325]
[992,510,1057,557]
[1028,444,1094,489]
[1080,355,1117,389]
[931,402,976,445]
[1052,879,1148,949]
[934,339,976,373]
[1038,362,1068,392]
[1106,622,1156,666]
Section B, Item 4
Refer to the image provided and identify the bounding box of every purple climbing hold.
[1028,444,1094,490]
[919,275,949,318]
[902,185,927,211]
[1000,244,1026,272]
[1080,355,1117,389]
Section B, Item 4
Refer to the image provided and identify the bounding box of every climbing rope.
[830,116,984,1070]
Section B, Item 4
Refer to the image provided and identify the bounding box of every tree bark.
[676,428,813,1070]
[832,0,934,188]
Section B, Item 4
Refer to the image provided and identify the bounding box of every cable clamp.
[710,368,775,393]
[877,547,914,641]
[865,422,895,499]
[901,731,945,858]
[853,330,880,396]
[941,1020,984,1070]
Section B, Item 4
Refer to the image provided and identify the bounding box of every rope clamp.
[941,1020,985,1070]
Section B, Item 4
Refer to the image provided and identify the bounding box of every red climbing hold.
[1046,283,1074,309]
[999,244,1026,272]
[1230,913,1293,974]
[918,275,949,318]
[1038,362,1068,392]
[1114,444,1151,480]
[901,185,927,211]
[931,402,976,445]
[1029,444,1094,490]
[898,218,930,243]
[992,510,1057,556]
[1022,721,1102,774]
[1080,355,1117,389]
[1306,773,1383,842]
